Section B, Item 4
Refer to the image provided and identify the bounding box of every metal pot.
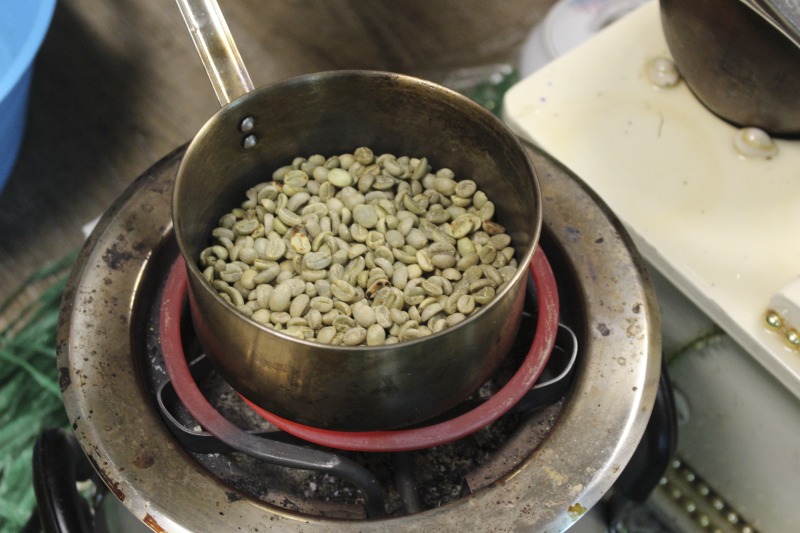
[171,2,542,430]
[660,0,800,136]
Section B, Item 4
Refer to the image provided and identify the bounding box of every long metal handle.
[175,0,254,106]
[739,0,800,49]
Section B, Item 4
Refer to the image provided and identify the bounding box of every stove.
[48,142,664,532]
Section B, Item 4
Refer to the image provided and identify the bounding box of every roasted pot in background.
[660,0,800,137]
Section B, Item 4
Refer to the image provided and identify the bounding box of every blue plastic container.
[0,0,57,192]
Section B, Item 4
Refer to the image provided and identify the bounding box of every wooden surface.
[0,0,553,322]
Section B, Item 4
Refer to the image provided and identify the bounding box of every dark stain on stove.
[596,323,611,336]
[563,226,582,243]
[626,318,644,340]
[87,453,126,502]
[133,452,155,469]
[57,291,75,327]
[632,302,642,314]
[102,239,136,270]
[595,236,604,244]
[226,491,244,503]
[58,366,71,391]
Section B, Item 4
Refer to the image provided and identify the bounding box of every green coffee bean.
[366,324,386,346]
[317,326,337,344]
[220,263,243,283]
[353,303,376,328]
[301,269,328,282]
[341,326,367,346]
[331,279,357,303]
[327,168,353,187]
[236,303,254,317]
[233,218,259,235]
[478,244,498,265]
[397,216,415,237]
[365,231,385,250]
[407,264,423,279]
[390,247,415,265]
[421,279,444,297]
[220,284,244,306]
[303,251,332,271]
[400,327,430,341]
[482,219,506,236]
[333,315,357,333]
[289,294,310,318]
[420,303,444,322]
[202,265,215,283]
[374,257,394,277]
[478,201,495,222]
[403,284,426,307]
[488,233,511,250]
[352,204,378,229]
[471,286,494,305]
[446,313,466,327]
[270,311,291,325]
[389,308,409,325]
[375,305,392,329]
[240,269,258,290]
[449,215,474,239]
[263,237,286,261]
[498,265,517,283]
[482,264,504,287]
[252,309,271,325]
[456,294,476,315]
[472,190,488,209]
[269,283,292,312]
[416,249,434,272]
[392,264,408,290]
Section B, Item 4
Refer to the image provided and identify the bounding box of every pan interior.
[173,70,540,266]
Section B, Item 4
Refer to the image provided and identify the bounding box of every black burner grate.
[142,249,577,519]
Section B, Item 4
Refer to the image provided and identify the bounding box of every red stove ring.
[161,246,559,452]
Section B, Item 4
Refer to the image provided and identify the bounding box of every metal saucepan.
[660,0,800,136]
[171,0,542,430]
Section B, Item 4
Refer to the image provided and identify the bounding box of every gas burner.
[152,250,576,519]
[56,144,662,531]
[159,247,561,453]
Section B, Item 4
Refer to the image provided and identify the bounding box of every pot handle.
[30,428,96,533]
[174,0,254,106]
[740,0,800,49]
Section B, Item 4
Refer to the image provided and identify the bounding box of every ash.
[143,286,551,518]
[189,409,523,518]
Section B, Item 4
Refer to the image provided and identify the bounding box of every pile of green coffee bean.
[198,147,518,346]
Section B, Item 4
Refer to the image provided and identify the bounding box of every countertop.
[505,2,800,398]
[0,0,552,323]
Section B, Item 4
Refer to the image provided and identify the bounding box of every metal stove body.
[55,143,661,532]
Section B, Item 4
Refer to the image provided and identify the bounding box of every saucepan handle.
[174,0,254,106]
[29,428,96,533]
